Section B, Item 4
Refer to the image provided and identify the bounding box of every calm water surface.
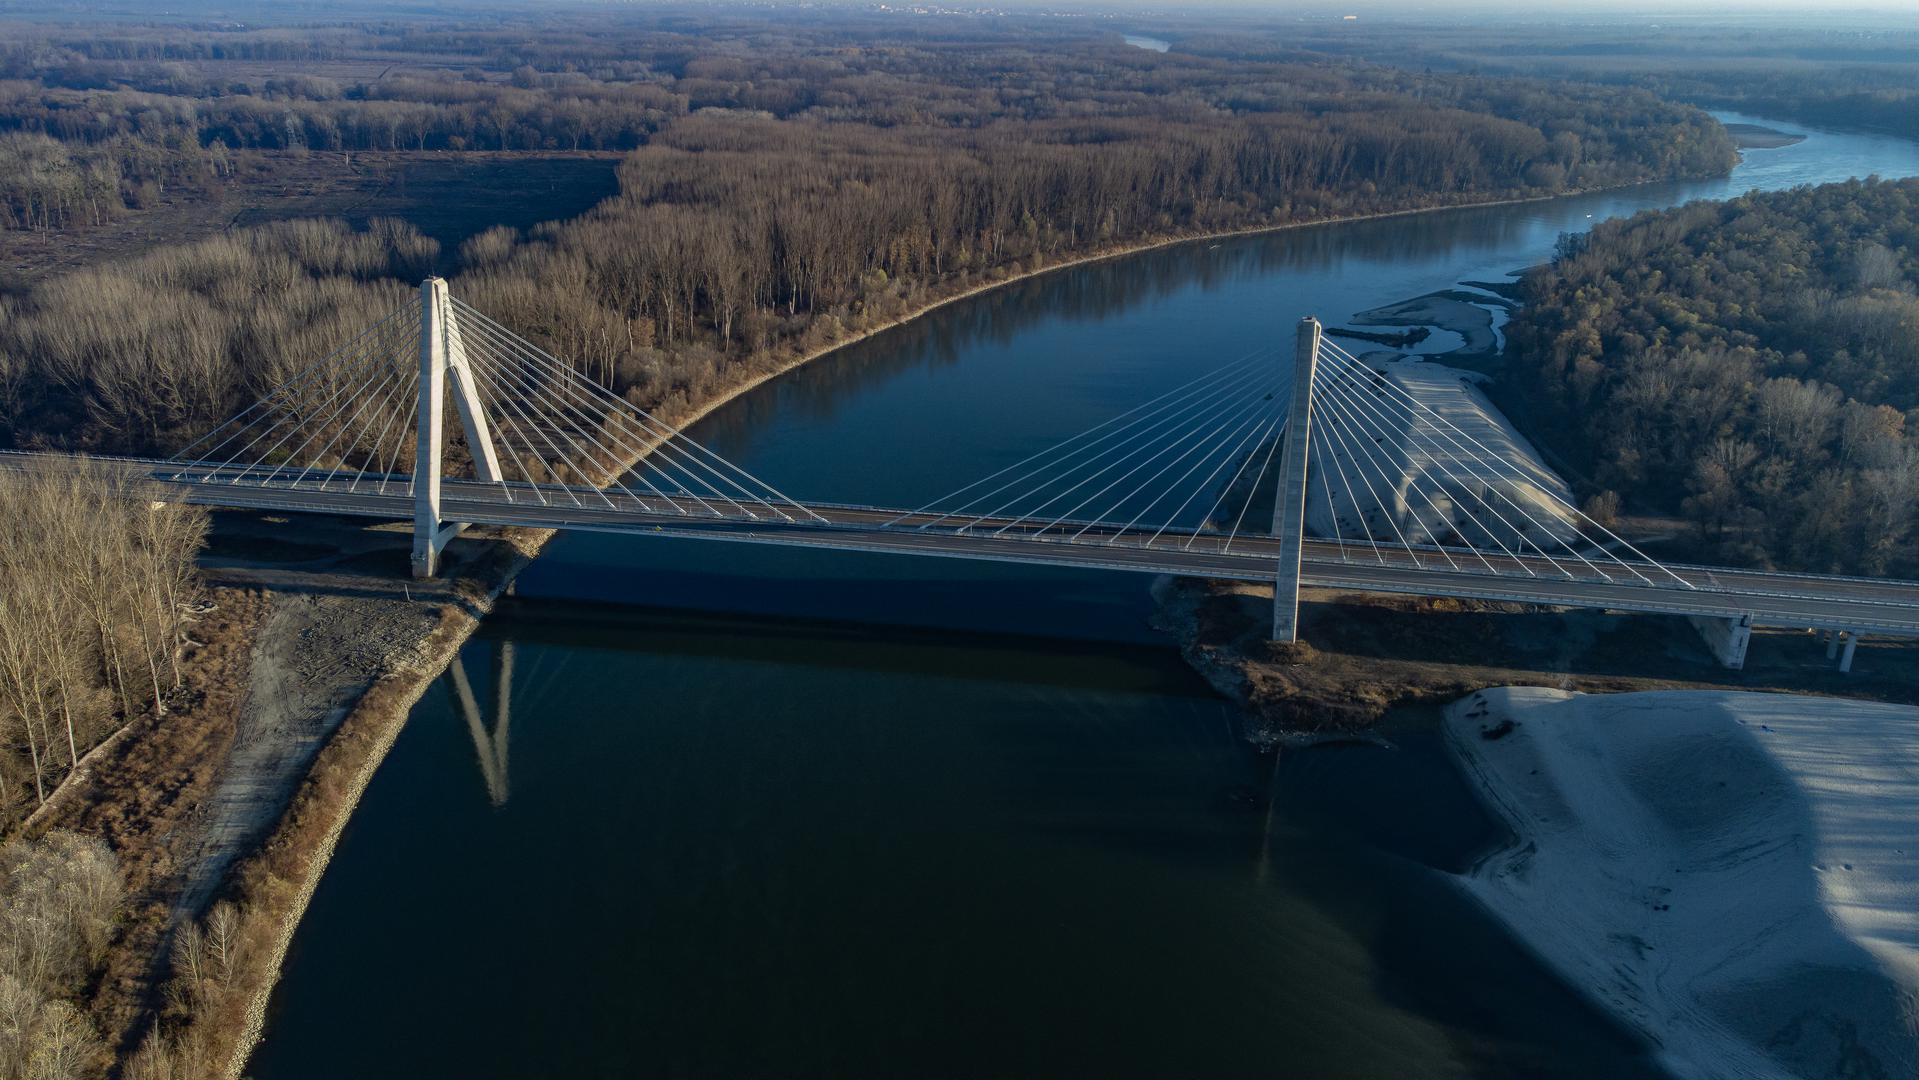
[251,118,1919,1078]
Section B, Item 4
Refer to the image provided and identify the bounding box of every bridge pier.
[1840,631,1858,674]
[1271,316,1320,643]
[412,277,504,579]
[1688,612,1752,670]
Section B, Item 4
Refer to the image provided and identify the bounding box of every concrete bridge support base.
[1688,612,1752,670]
[411,521,467,580]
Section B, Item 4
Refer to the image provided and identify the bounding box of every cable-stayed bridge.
[6,278,1916,671]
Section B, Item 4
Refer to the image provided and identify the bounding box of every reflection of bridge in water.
[446,636,512,807]
[6,278,1916,674]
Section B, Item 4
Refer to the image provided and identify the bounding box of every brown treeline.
[0,831,124,1079]
[2,19,1735,455]
[0,12,1733,240]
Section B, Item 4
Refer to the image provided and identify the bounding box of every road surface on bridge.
[10,453,1915,638]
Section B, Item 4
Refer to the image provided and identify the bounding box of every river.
[249,116,1919,1077]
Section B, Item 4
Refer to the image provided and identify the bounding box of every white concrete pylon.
[1271,316,1321,642]
[412,276,505,578]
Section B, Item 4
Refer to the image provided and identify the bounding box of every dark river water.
[250,117,1919,1078]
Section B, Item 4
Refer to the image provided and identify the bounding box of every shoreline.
[218,528,551,1077]
[655,181,1668,434]
[1443,687,1919,1078]
[200,171,1719,1074]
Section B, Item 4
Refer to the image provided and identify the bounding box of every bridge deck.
[8,453,1918,636]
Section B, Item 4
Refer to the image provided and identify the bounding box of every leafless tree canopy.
[0,462,209,828]
[0,17,1737,458]
[1511,178,1919,575]
[0,831,121,1080]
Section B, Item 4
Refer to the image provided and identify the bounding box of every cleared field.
[0,151,621,284]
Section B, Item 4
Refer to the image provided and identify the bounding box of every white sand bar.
[1444,687,1919,1079]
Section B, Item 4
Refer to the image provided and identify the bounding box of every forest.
[1235,16,1919,140]
[1505,177,1919,576]
[0,463,210,832]
[0,12,1736,458]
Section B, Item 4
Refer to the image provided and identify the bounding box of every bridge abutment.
[1271,317,1320,643]
[1688,612,1753,670]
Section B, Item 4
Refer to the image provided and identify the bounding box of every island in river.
[1725,122,1809,149]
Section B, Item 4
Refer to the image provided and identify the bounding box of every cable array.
[168,298,424,493]
[899,348,1293,550]
[906,330,1691,588]
[1310,339,1690,588]
[165,283,1689,594]
[167,292,822,524]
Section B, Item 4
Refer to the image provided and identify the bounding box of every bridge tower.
[1271,316,1321,642]
[412,277,505,578]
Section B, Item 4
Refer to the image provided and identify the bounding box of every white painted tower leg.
[411,278,449,578]
[1271,317,1321,642]
[412,276,505,579]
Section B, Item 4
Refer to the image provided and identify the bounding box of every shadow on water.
[479,595,1228,696]
[252,594,1664,1080]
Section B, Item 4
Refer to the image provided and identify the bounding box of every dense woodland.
[1507,178,1919,576]
[0,832,122,1080]
[0,464,210,833]
[0,14,1736,236]
[1248,18,1919,140]
[0,14,1736,456]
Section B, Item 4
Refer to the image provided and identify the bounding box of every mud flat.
[1725,123,1807,150]
[1338,291,1507,361]
[1444,687,1919,1080]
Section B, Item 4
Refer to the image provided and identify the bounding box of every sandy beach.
[1444,687,1919,1079]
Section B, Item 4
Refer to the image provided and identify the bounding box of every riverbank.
[1154,577,1919,744]
[1443,687,1919,1079]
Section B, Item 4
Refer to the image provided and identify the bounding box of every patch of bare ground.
[1155,577,1919,746]
[0,150,621,286]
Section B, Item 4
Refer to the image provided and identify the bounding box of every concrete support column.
[1840,632,1858,674]
[1689,612,1752,670]
[411,278,449,579]
[1826,629,1841,660]
[444,297,503,484]
[1271,316,1321,642]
